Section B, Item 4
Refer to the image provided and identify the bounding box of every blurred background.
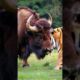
[17,0,62,28]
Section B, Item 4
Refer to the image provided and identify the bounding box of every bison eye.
[27,31,34,36]
[35,33,42,37]
[38,31,42,33]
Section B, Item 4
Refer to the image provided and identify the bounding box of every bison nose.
[75,14,80,23]
[45,48,53,53]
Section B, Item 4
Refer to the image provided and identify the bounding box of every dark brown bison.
[18,7,55,67]
[0,0,17,80]
[63,0,80,79]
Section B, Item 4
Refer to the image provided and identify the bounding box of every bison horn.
[27,14,38,32]
[47,13,52,26]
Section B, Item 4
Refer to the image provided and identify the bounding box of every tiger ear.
[57,28,61,32]
[57,27,62,32]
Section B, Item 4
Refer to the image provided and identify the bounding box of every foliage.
[17,0,62,28]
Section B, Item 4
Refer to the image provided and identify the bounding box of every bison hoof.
[22,64,30,67]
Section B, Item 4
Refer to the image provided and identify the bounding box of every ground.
[18,49,62,80]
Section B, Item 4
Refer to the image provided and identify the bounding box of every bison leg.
[22,45,31,67]
[22,59,29,67]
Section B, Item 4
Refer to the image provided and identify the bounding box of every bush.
[17,0,62,28]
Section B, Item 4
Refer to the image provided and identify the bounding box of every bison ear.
[39,13,52,26]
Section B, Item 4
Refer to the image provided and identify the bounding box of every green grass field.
[18,49,62,80]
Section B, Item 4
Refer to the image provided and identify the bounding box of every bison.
[18,7,55,67]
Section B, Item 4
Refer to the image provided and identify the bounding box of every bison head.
[25,14,55,59]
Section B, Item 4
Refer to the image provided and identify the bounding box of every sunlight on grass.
[18,49,62,80]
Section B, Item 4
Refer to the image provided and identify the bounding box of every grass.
[18,49,62,80]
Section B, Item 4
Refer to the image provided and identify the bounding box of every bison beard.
[19,31,49,60]
[18,32,50,67]
[22,44,48,59]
